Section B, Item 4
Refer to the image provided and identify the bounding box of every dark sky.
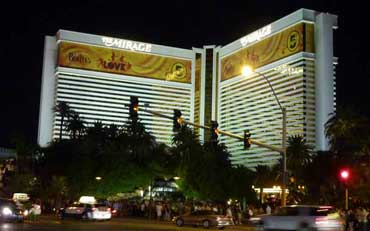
[1,1,369,148]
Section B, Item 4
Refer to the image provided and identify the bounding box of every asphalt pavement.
[0,215,255,231]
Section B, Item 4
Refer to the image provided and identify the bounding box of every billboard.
[58,42,192,83]
[221,23,314,81]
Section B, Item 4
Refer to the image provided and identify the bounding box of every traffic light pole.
[141,107,284,153]
[345,187,348,210]
[282,108,287,207]
[251,70,287,207]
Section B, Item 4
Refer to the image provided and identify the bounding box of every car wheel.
[81,213,88,220]
[256,221,265,231]
[203,220,210,229]
[298,222,311,231]
[176,218,184,227]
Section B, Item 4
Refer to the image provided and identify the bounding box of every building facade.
[38,9,337,168]
[38,30,197,147]
[216,9,337,167]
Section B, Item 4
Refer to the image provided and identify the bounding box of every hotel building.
[38,9,337,168]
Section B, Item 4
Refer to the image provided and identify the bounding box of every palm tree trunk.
[59,116,64,140]
[260,187,263,204]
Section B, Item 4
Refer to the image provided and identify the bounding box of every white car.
[60,203,112,221]
[254,205,344,231]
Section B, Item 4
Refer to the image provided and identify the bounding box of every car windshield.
[273,206,336,216]
[95,204,108,208]
[70,203,85,208]
[0,199,17,209]
[274,207,299,216]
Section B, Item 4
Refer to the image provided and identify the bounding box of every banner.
[221,23,314,81]
[58,42,192,83]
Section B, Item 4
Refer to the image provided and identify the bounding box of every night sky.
[1,1,369,148]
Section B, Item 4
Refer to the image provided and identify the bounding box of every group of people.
[340,207,370,231]
[110,199,183,220]
[108,199,258,225]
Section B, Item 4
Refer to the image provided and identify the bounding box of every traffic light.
[340,169,350,181]
[129,96,139,120]
[244,129,251,149]
[210,120,219,142]
[173,109,182,131]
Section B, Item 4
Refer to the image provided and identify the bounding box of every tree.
[65,111,85,140]
[53,101,73,140]
[286,135,313,178]
[301,151,339,205]
[171,125,204,199]
[325,107,370,162]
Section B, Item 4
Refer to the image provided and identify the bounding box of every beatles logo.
[68,52,91,65]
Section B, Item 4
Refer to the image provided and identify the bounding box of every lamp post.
[242,66,287,206]
[340,169,349,210]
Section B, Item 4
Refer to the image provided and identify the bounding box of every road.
[0,216,255,231]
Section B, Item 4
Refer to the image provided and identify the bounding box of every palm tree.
[53,101,72,140]
[286,135,313,173]
[65,112,85,140]
[325,108,370,166]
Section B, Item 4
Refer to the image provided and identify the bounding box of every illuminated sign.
[13,193,30,201]
[58,42,192,83]
[79,196,96,204]
[274,64,303,75]
[102,37,152,53]
[222,23,313,81]
[240,25,272,47]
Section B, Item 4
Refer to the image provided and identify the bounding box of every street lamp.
[242,65,287,206]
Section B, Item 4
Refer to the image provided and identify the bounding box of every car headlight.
[2,207,13,215]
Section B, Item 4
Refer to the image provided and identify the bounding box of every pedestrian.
[346,209,357,231]
[357,207,367,231]
[226,206,233,218]
[266,204,272,215]
[140,202,145,217]
[163,203,170,221]
[236,205,242,225]
[156,202,163,221]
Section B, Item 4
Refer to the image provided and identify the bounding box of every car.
[0,198,26,222]
[59,202,112,221]
[253,205,344,231]
[173,210,234,229]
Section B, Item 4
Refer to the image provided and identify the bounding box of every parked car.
[59,202,111,221]
[0,198,26,222]
[173,210,234,229]
[252,205,344,231]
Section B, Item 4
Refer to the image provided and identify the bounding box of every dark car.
[0,198,25,222]
[173,210,234,229]
[59,203,111,221]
